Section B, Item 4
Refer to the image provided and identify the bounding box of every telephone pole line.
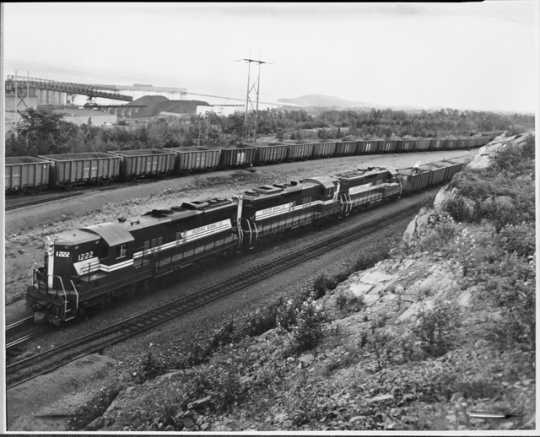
[240,57,267,142]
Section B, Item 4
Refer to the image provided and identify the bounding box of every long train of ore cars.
[5,134,498,193]
[28,155,469,325]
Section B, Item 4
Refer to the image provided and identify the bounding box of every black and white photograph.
[1,1,537,433]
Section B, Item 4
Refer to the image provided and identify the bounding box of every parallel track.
[6,198,427,389]
[6,316,37,357]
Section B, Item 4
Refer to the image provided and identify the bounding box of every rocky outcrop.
[406,132,528,242]
[467,133,531,170]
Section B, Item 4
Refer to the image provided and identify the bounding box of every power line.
[237,58,269,141]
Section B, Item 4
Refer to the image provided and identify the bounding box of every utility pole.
[239,58,267,142]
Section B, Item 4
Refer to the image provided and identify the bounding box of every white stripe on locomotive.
[133,219,232,258]
[72,219,233,275]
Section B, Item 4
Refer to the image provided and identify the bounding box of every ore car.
[415,139,431,151]
[398,166,433,194]
[312,142,337,159]
[286,143,315,161]
[356,140,378,154]
[219,147,257,169]
[167,147,221,173]
[111,148,176,179]
[335,141,358,156]
[38,152,121,187]
[380,140,398,153]
[399,140,416,152]
[5,156,51,192]
[254,144,290,165]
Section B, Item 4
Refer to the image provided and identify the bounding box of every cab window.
[117,244,127,259]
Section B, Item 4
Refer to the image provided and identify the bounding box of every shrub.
[187,366,246,414]
[478,195,517,231]
[492,137,535,172]
[276,298,299,331]
[412,304,461,358]
[183,341,211,367]
[208,319,235,349]
[135,350,167,383]
[496,222,535,257]
[336,292,365,314]
[243,303,279,337]
[480,253,535,351]
[291,298,327,353]
[362,328,395,371]
[336,293,348,312]
[312,274,336,298]
[443,196,473,222]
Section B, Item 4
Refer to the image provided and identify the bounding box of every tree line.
[5,106,533,156]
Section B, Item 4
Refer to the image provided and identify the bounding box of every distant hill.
[278,94,425,112]
[278,94,369,109]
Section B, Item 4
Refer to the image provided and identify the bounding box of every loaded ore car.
[398,165,433,194]
[334,167,402,216]
[446,138,457,150]
[438,157,468,180]
[357,140,380,154]
[5,156,51,192]
[380,140,398,153]
[415,139,431,151]
[312,142,337,159]
[431,139,446,150]
[286,143,315,161]
[167,147,221,173]
[254,144,290,165]
[399,139,417,152]
[238,178,339,247]
[335,141,358,156]
[422,162,451,186]
[27,197,239,324]
[219,147,257,169]
[110,148,176,179]
[37,152,121,187]
[398,157,467,194]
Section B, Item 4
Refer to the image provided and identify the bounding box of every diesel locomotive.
[27,157,465,325]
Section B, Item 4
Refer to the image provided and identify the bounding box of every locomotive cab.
[28,229,103,324]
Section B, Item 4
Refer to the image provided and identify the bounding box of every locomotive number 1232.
[77,251,94,261]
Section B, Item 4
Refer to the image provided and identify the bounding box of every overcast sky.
[3,1,538,112]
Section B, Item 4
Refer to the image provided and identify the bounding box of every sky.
[3,1,538,113]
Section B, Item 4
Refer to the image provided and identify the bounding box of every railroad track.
[6,197,428,389]
[5,178,159,211]
[6,316,38,357]
[5,191,87,211]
